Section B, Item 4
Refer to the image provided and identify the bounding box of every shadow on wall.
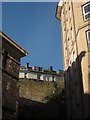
[18,78,66,119]
[64,51,90,119]
[88,62,90,117]
[18,90,66,120]
[18,80,65,120]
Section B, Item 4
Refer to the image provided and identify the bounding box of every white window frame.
[83,2,90,20]
[86,30,90,50]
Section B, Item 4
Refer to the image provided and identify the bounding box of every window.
[2,49,8,68]
[70,26,72,30]
[37,74,40,80]
[69,6,70,10]
[86,30,90,50]
[6,83,10,90]
[83,2,90,20]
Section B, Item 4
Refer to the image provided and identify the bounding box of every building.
[0,32,28,117]
[56,0,90,119]
[19,63,63,81]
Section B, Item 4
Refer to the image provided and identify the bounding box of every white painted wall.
[42,74,53,81]
[19,73,25,78]
[48,75,53,81]
[19,71,61,81]
[26,72,37,79]
[40,74,44,81]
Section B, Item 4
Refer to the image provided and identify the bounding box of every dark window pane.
[85,13,90,19]
[88,43,90,49]
[37,74,40,79]
[88,31,90,42]
[84,4,90,13]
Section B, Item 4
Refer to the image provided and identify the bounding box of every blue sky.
[2,2,63,70]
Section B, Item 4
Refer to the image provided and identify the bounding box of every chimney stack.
[49,66,53,71]
[26,62,29,68]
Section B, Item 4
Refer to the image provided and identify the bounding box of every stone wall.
[1,32,28,120]
[18,79,65,119]
[19,79,64,103]
[56,1,90,119]
[2,37,20,112]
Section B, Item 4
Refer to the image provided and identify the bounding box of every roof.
[20,66,64,76]
[0,31,29,56]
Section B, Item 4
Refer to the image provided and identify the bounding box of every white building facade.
[19,63,63,82]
